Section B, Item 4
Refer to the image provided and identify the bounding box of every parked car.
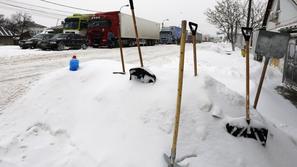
[19,34,54,49]
[38,33,88,51]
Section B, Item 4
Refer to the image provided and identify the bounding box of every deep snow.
[0,43,297,167]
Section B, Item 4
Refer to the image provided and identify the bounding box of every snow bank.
[0,59,296,167]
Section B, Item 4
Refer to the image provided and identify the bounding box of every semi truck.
[186,32,203,43]
[87,11,160,47]
[159,26,182,44]
[63,14,94,36]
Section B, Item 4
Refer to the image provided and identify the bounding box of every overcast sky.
[0,0,219,35]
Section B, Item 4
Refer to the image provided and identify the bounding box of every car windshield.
[64,18,79,29]
[51,34,68,39]
[88,19,111,28]
[44,34,54,39]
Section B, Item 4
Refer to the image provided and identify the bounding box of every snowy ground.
[0,43,296,167]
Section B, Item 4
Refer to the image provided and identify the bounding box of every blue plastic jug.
[69,56,79,71]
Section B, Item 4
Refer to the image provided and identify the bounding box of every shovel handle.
[129,0,134,9]
[189,22,198,36]
[129,0,143,67]
[171,20,187,162]
[253,57,270,109]
[241,27,253,41]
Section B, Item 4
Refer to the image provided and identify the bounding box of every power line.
[0,4,63,20]
[0,1,68,17]
[6,0,74,15]
[40,0,98,13]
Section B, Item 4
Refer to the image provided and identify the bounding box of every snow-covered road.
[0,45,179,111]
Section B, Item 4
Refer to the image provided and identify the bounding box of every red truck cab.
[87,11,120,47]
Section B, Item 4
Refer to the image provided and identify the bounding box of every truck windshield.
[64,18,79,29]
[160,31,172,35]
[88,19,112,28]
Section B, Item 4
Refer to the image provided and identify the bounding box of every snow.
[0,43,297,167]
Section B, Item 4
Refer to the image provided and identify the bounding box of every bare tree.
[0,14,16,33]
[240,0,267,29]
[0,14,5,26]
[251,0,268,29]
[9,12,33,34]
[206,0,267,51]
[206,0,243,51]
[239,0,268,47]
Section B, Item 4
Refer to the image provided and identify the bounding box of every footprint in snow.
[210,105,224,119]
[195,126,208,141]
[200,103,213,113]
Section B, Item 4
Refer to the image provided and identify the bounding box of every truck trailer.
[63,14,94,36]
[159,26,182,44]
[87,11,160,47]
[186,32,203,43]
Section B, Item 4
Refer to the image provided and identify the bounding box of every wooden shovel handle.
[192,35,198,76]
[129,0,143,67]
[253,57,270,109]
[171,20,187,160]
[245,40,250,123]
[189,22,198,76]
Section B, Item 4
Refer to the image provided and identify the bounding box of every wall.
[0,37,14,45]
[267,0,297,31]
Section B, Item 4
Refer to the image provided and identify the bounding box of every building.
[41,25,63,34]
[265,0,297,32]
[0,26,15,45]
[263,0,297,89]
[25,22,47,36]
[17,22,47,40]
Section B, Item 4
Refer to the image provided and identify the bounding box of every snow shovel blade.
[163,154,187,167]
[226,123,268,146]
[113,71,125,75]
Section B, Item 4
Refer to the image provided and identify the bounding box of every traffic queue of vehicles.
[19,11,201,51]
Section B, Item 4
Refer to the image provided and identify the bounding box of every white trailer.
[119,13,160,44]
[88,11,160,47]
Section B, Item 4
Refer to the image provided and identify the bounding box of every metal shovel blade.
[226,123,268,146]
[163,154,186,167]
[112,72,126,75]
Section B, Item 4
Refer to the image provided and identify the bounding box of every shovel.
[225,0,268,146]
[164,20,197,167]
[128,0,157,83]
[189,22,198,76]
[129,0,144,67]
[113,13,126,75]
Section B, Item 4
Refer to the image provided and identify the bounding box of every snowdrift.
[0,58,296,167]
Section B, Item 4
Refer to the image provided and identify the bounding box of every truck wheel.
[81,43,88,50]
[57,42,65,51]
